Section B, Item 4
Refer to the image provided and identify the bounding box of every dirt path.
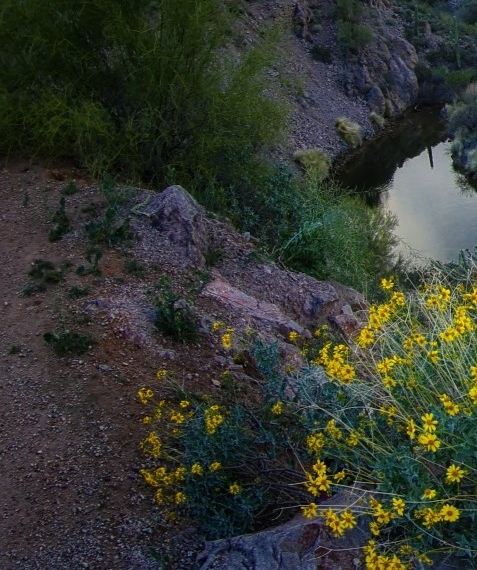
[0,162,203,569]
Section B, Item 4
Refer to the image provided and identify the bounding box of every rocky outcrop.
[345,36,419,117]
[196,490,369,570]
[131,186,367,344]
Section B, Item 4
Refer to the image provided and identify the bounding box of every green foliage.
[67,286,91,299]
[48,197,70,242]
[0,0,285,192]
[139,274,477,564]
[310,44,333,64]
[370,112,385,128]
[23,258,71,296]
[293,149,331,183]
[278,180,399,294]
[337,21,374,53]
[43,330,95,356]
[335,117,363,148]
[447,84,477,135]
[447,68,477,91]
[154,278,199,343]
[60,181,80,196]
[124,259,146,278]
[84,176,133,246]
[457,0,477,24]
[76,248,103,277]
[137,341,311,539]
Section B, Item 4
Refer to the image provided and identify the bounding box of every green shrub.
[278,180,398,294]
[0,0,285,191]
[457,0,477,24]
[48,197,70,242]
[293,149,331,182]
[154,278,199,343]
[370,112,385,128]
[139,273,477,565]
[43,330,95,356]
[335,117,363,148]
[310,44,333,64]
[337,21,374,53]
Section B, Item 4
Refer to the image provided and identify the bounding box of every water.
[334,108,477,262]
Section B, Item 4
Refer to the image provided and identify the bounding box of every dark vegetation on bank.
[2,0,477,294]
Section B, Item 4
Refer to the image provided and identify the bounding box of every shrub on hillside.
[277,180,398,294]
[0,0,284,191]
[335,117,363,148]
[139,272,477,566]
[293,148,331,182]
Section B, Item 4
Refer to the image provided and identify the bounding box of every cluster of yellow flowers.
[315,342,356,384]
[301,503,356,536]
[414,503,460,527]
[204,404,224,435]
[140,465,187,506]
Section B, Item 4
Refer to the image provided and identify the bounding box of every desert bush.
[335,117,363,148]
[43,330,95,356]
[310,44,333,63]
[0,0,285,192]
[369,112,385,128]
[458,0,477,24]
[154,278,199,343]
[293,149,331,182]
[278,180,399,294]
[337,21,374,53]
[140,272,477,565]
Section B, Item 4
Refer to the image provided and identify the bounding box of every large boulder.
[133,185,208,267]
[196,490,369,570]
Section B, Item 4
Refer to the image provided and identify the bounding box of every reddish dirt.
[0,161,217,569]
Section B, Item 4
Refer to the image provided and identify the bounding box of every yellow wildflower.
[138,387,154,404]
[418,432,441,452]
[421,488,437,500]
[209,461,222,472]
[445,463,466,484]
[381,277,394,290]
[421,412,438,432]
[392,497,405,516]
[468,385,477,404]
[156,369,167,380]
[301,502,318,519]
[307,432,325,454]
[288,330,299,342]
[357,327,375,348]
[440,504,460,522]
[229,482,242,495]
[271,401,283,415]
[221,332,233,350]
[174,491,186,505]
[191,463,203,476]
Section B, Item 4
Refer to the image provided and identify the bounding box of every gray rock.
[134,185,208,267]
[196,490,369,570]
[366,85,386,115]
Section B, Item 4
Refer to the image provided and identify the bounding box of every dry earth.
[0,162,220,569]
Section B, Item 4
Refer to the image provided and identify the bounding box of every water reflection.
[334,108,477,261]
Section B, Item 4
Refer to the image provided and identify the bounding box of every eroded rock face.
[346,36,419,116]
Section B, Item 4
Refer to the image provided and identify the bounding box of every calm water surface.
[335,108,477,262]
